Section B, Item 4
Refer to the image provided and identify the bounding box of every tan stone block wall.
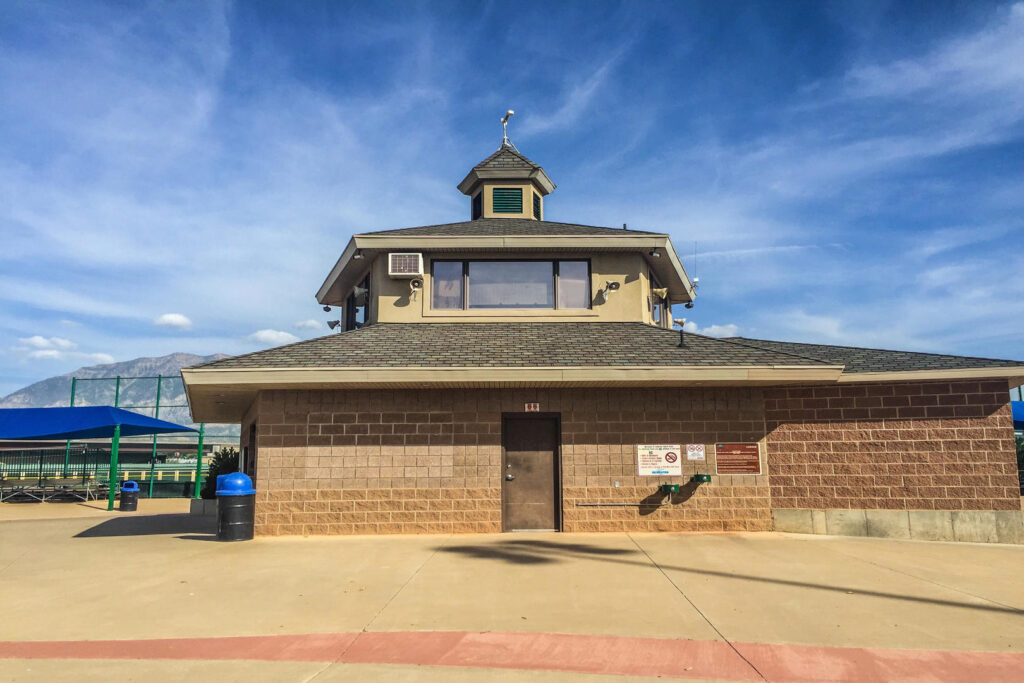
[764,380,1020,512]
[250,387,773,535]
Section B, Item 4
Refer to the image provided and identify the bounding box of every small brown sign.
[715,443,761,475]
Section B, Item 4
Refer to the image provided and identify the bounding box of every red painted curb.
[2,631,1022,682]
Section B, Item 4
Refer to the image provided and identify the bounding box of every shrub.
[199,446,239,499]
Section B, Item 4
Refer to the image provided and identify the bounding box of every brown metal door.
[502,416,559,531]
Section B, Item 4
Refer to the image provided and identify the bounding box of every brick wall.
[764,380,1019,512]
[251,387,772,535]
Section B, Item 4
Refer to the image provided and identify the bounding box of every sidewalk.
[1,513,1022,681]
[0,498,191,521]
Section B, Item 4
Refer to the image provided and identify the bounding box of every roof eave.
[457,168,556,196]
[317,233,693,305]
[836,367,1024,384]
[184,364,844,421]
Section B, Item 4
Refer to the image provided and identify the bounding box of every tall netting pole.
[148,375,162,498]
[62,377,77,477]
[193,423,205,499]
[106,424,121,511]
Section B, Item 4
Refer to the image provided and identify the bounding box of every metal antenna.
[501,110,518,151]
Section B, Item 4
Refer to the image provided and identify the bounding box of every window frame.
[430,258,592,311]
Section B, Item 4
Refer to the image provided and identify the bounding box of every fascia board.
[182,365,845,387]
[835,367,1024,383]
[315,238,357,304]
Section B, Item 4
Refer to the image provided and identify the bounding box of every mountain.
[0,352,227,412]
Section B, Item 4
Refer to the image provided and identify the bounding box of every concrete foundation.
[772,507,1024,544]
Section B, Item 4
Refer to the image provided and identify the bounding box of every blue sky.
[1,0,1023,397]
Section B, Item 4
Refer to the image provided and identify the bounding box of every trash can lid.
[216,471,255,496]
[121,480,139,491]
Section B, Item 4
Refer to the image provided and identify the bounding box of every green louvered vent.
[492,188,522,213]
[533,193,541,219]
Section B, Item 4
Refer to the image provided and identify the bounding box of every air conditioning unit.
[388,253,424,278]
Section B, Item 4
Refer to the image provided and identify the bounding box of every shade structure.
[0,406,196,440]
[1013,401,1024,431]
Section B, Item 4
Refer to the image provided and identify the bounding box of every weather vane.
[501,109,518,151]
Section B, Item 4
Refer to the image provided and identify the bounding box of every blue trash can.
[119,480,139,512]
[216,472,256,541]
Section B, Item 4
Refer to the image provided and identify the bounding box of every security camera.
[323,305,331,312]
[684,302,694,309]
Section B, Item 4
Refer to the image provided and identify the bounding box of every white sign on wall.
[637,444,683,476]
[686,444,706,461]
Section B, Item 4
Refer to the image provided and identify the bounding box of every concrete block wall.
[765,380,1023,544]
[250,387,773,535]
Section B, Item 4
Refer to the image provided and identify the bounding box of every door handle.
[505,473,515,481]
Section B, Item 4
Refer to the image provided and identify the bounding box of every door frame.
[500,412,562,532]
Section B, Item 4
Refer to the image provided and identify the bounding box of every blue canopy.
[0,406,196,440]
[1013,401,1024,432]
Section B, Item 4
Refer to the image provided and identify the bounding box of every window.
[469,261,552,308]
[430,260,590,310]
[471,192,482,220]
[344,274,371,330]
[650,272,669,328]
[492,187,522,213]
[431,261,464,310]
[533,193,541,219]
[556,261,589,309]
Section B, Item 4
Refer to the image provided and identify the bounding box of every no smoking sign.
[637,444,683,476]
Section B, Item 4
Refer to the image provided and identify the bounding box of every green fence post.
[114,376,121,407]
[148,375,162,499]
[62,377,77,477]
[193,423,205,499]
[106,424,121,511]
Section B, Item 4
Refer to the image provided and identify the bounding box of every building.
[182,138,1024,543]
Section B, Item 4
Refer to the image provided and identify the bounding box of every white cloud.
[19,336,77,350]
[294,319,323,331]
[21,348,114,365]
[680,322,740,338]
[248,329,300,346]
[154,313,193,330]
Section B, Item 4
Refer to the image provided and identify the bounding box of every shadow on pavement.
[440,538,637,565]
[437,538,1024,616]
[74,513,216,539]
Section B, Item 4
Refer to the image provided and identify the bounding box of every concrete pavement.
[1,507,1023,680]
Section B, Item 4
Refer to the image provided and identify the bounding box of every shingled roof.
[473,145,539,170]
[190,323,834,370]
[722,337,1024,373]
[361,218,662,237]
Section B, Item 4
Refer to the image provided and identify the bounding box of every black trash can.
[119,480,139,512]
[216,472,256,541]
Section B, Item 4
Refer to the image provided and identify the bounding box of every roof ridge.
[710,335,840,367]
[731,336,1021,364]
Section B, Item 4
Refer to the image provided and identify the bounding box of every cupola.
[457,111,555,220]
